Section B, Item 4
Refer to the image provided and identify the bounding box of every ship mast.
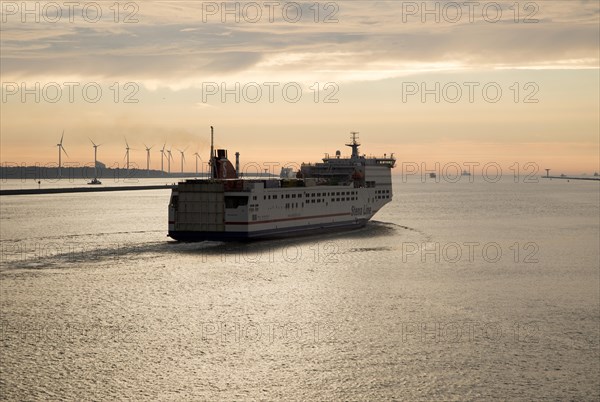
[346,131,360,159]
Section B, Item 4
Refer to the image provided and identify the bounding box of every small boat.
[429,173,436,178]
[88,178,102,185]
[461,170,471,176]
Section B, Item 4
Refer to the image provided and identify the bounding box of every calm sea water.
[1,177,599,400]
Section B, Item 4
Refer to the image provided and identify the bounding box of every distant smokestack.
[235,152,240,178]
[210,126,214,178]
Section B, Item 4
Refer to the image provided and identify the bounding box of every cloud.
[1,1,598,89]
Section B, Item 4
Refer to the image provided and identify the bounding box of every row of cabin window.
[274,194,383,210]
[307,190,357,197]
[306,196,356,204]
[252,189,385,203]
[376,195,390,199]
[257,190,359,201]
[262,194,303,200]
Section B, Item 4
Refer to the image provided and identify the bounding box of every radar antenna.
[346,131,361,158]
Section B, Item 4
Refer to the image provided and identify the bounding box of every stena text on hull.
[168,127,396,241]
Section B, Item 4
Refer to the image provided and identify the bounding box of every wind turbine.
[178,147,188,174]
[89,138,102,179]
[167,148,173,174]
[124,138,132,171]
[56,130,68,178]
[160,143,166,174]
[144,144,153,176]
[193,152,201,176]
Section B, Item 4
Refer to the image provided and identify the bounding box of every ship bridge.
[300,132,396,187]
[321,132,396,167]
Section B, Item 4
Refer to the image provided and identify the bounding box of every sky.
[1,0,599,175]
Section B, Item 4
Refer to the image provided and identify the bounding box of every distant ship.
[461,170,471,176]
[168,128,396,241]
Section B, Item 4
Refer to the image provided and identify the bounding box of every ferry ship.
[168,127,396,241]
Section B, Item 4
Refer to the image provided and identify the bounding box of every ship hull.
[168,218,369,242]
